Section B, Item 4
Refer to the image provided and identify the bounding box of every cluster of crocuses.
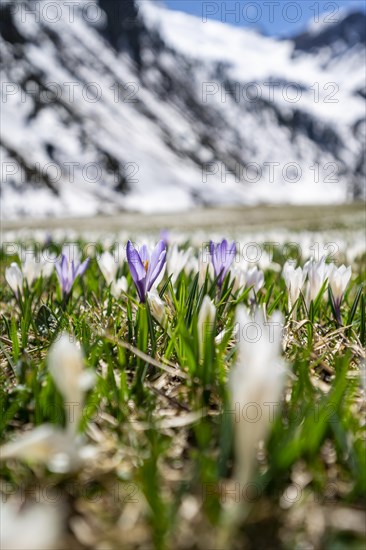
[5,240,353,326]
[5,247,90,300]
[283,257,352,322]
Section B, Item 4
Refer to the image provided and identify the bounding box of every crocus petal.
[127,241,146,281]
[139,244,150,265]
[150,240,166,271]
[75,258,90,278]
[147,249,166,290]
[127,241,147,301]
[210,240,236,288]
[226,241,237,268]
[210,241,220,276]
[146,240,166,287]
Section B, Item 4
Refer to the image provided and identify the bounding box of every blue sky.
[164,1,365,37]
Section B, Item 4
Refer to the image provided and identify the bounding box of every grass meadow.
[1,211,365,549]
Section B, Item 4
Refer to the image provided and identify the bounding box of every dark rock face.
[1,1,365,217]
[98,0,143,63]
[0,2,26,45]
[293,12,366,54]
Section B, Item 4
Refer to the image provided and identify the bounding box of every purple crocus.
[55,251,89,297]
[210,239,236,288]
[126,240,166,302]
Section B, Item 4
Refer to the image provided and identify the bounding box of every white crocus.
[230,307,286,488]
[5,263,23,297]
[167,244,192,284]
[147,289,167,327]
[1,335,97,472]
[40,252,57,278]
[328,264,352,307]
[304,257,330,305]
[97,251,119,286]
[245,266,264,300]
[258,250,273,271]
[20,252,43,286]
[111,276,128,299]
[360,360,366,393]
[184,254,199,276]
[47,333,95,434]
[0,499,64,550]
[230,264,247,294]
[0,424,91,473]
[197,295,216,357]
[283,262,306,311]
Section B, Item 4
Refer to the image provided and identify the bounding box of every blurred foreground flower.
[126,240,166,302]
[5,263,23,297]
[0,499,64,550]
[55,248,89,297]
[198,295,216,359]
[210,239,236,288]
[229,307,286,487]
[360,360,366,392]
[0,423,95,473]
[0,334,96,472]
[48,333,95,434]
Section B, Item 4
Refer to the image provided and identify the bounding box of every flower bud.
[147,290,167,327]
[5,263,23,297]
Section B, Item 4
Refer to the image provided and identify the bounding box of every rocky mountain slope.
[1,0,365,218]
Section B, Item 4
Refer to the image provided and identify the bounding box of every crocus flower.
[230,264,247,294]
[160,229,170,247]
[147,289,167,327]
[97,251,119,286]
[111,276,128,299]
[5,263,23,297]
[126,240,166,302]
[210,239,236,288]
[1,499,64,550]
[283,261,306,312]
[48,333,95,434]
[20,252,44,286]
[360,360,366,392]
[245,266,264,298]
[197,295,216,358]
[328,264,352,324]
[0,334,96,473]
[304,257,330,306]
[55,248,89,297]
[39,251,57,278]
[0,424,88,473]
[229,307,286,488]
[167,244,192,284]
[328,264,352,308]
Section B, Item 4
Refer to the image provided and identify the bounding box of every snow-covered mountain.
[1,0,365,218]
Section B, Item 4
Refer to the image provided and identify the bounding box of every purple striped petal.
[147,249,166,290]
[127,240,147,301]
